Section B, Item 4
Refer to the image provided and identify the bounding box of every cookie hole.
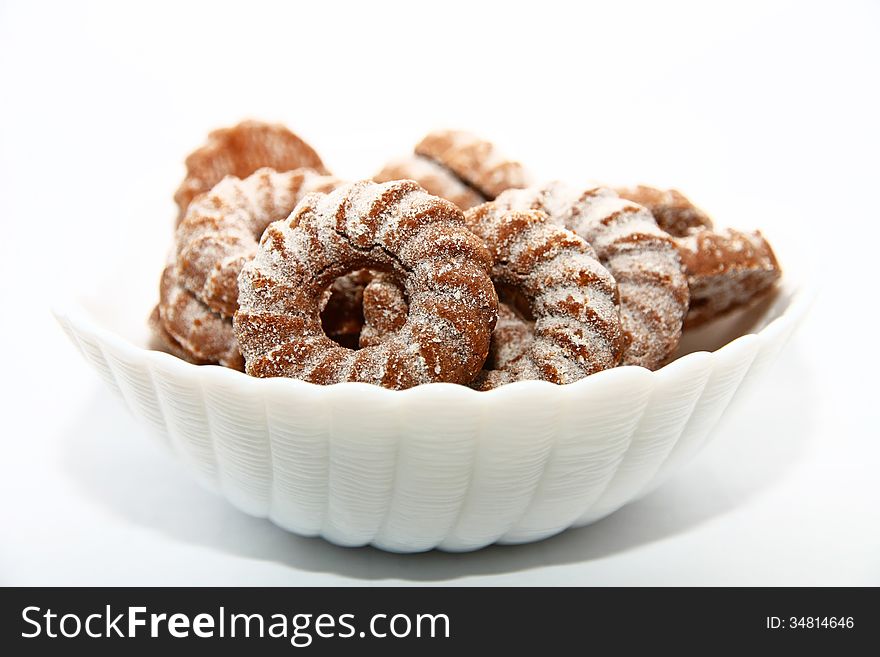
[320,271,371,349]
[496,283,535,321]
[321,277,366,349]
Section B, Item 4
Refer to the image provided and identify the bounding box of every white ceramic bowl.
[54,278,810,553]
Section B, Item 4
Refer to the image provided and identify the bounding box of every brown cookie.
[234,180,499,389]
[173,120,327,224]
[463,204,623,389]
[675,227,781,327]
[374,154,486,210]
[615,185,712,237]
[358,272,409,348]
[495,183,689,370]
[415,130,528,199]
[157,263,244,369]
[148,304,214,365]
[176,167,340,317]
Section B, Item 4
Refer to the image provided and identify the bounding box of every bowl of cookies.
[55,121,809,553]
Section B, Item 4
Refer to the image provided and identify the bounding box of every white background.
[1,0,878,585]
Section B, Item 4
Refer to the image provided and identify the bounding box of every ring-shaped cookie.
[174,120,327,224]
[615,185,712,237]
[463,204,623,389]
[415,130,528,200]
[375,154,486,210]
[176,167,340,317]
[675,227,781,327]
[495,183,689,370]
[234,180,499,389]
[157,262,244,369]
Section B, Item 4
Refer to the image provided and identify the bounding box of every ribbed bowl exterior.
[54,283,810,552]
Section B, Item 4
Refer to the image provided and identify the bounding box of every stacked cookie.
[152,121,781,390]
